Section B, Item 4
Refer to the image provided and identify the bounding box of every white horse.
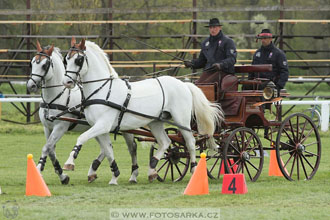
[62,38,224,184]
[27,41,139,184]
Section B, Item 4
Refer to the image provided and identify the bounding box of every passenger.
[249,29,289,91]
[184,18,237,85]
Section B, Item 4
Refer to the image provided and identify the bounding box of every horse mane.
[52,47,63,60]
[85,41,119,78]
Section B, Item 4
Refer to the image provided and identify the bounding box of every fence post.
[321,103,329,132]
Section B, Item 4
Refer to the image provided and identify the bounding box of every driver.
[184,18,237,85]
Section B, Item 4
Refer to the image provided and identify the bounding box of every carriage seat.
[219,74,241,116]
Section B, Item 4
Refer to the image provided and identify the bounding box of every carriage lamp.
[263,81,277,100]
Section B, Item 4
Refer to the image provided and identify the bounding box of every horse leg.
[87,147,105,183]
[36,126,51,172]
[40,125,70,184]
[48,150,70,185]
[171,111,197,174]
[148,122,171,182]
[94,133,119,185]
[179,130,197,173]
[123,132,139,183]
[63,121,111,170]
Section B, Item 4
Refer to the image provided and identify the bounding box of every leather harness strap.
[40,102,85,131]
[113,79,132,139]
[83,99,191,132]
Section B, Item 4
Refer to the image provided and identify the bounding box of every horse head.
[27,40,55,93]
[63,37,88,89]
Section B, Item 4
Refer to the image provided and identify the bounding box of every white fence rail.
[0,98,329,132]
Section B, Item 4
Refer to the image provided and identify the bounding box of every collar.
[261,42,274,51]
[209,30,223,42]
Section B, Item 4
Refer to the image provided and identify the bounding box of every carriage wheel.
[149,128,190,182]
[223,127,264,182]
[276,113,321,181]
[198,137,224,179]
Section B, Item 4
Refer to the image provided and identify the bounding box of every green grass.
[0,131,330,220]
[0,84,330,219]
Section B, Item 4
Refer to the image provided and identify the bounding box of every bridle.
[28,52,53,88]
[64,47,88,85]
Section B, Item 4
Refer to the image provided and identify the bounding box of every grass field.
[0,127,330,220]
[1,83,330,219]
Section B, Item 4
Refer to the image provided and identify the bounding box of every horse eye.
[75,56,84,66]
[42,61,50,71]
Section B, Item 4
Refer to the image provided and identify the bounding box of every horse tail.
[185,82,224,136]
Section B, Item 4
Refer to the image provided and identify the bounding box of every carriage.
[128,64,321,182]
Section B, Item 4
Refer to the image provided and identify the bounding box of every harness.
[52,47,191,136]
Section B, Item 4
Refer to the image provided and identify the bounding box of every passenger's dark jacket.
[250,42,289,89]
[191,31,237,74]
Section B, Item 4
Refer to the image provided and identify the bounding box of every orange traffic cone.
[268,150,283,176]
[25,154,51,196]
[184,153,209,195]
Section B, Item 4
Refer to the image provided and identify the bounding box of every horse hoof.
[129,179,137,184]
[61,175,70,185]
[63,164,75,171]
[109,180,118,185]
[148,173,158,183]
[88,174,98,183]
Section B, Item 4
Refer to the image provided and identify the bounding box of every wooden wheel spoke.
[227,154,240,158]
[299,154,309,180]
[289,119,297,143]
[283,129,296,146]
[174,163,182,177]
[234,134,241,151]
[296,116,300,142]
[161,161,170,180]
[235,161,242,173]
[170,163,174,180]
[283,152,294,169]
[279,141,295,150]
[178,160,186,166]
[217,159,223,179]
[297,153,300,180]
[228,159,239,172]
[209,157,220,173]
[229,143,241,154]
[157,160,169,172]
[304,141,318,148]
[244,162,253,181]
[280,149,295,157]
[298,119,308,142]
[244,133,254,151]
[289,154,297,177]
[300,129,314,145]
[304,150,319,157]
[301,154,316,170]
[245,160,260,172]
[241,131,246,150]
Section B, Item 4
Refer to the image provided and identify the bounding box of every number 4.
[228,177,237,194]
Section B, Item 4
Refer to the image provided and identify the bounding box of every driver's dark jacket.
[249,42,289,89]
[191,31,237,74]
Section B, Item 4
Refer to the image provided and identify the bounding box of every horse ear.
[80,38,86,50]
[71,36,76,47]
[36,40,42,52]
[46,44,54,56]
